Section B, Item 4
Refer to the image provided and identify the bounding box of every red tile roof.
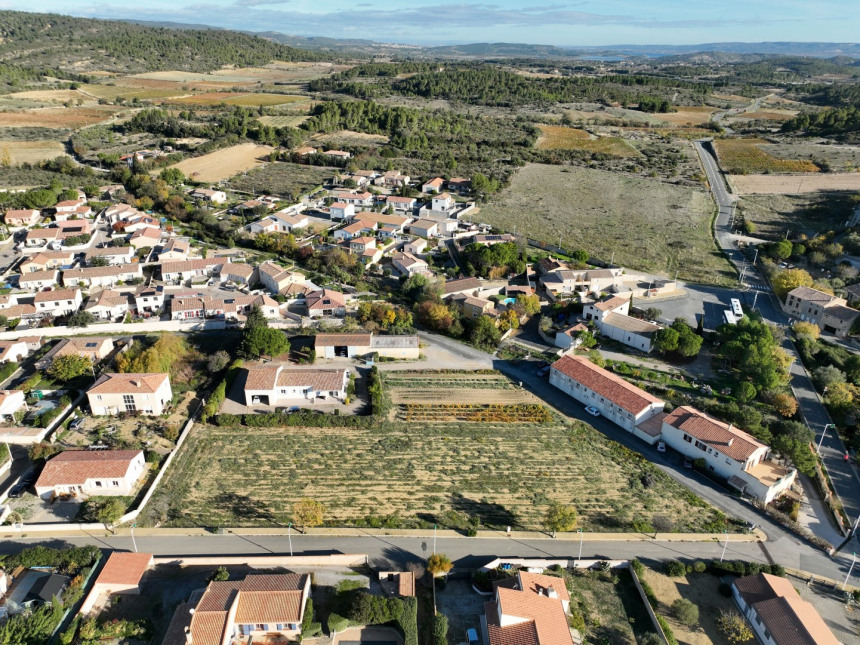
[89,373,169,395]
[551,355,663,415]
[663,406,765,462]
[314,333,372,347]
[36,450,142,487]
[96,552,152,586]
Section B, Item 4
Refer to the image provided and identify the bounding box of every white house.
[0,340,29,363]
[331,191,374,208]
[422,178,445,194]
[0,390,27,422]
[159,257,229,283]
[391,252,429,277]
[19,269,59,291]
[86,246,135,266]
[554,322,589,350]
[62,263,142,289]
[541,268,624,299]
[409,219,439,238]
[403,238,427,255]
[87,372,172,416]
[134,285,165,315]
[305,289,346,318]
[431,193,455,212]
[258,261,304,295]
[660,406,796,503]
[3,209,40,229]
[223,262,257,287]
[190,188,227,204]
[248,212,309,234]
[84,289,130,321]
[244,365,349,405]
[599,314,660,353]
[386,196,416,212]
[34,450,146,501]
[156,239,191,262]
[485,570,573,645]
[315,333,420,359]
[732,573,839,645]
[329,202,355,221]
[33,289,82,317]
[550,354,665,438]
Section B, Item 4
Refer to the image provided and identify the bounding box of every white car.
[584,406,601,417]
[657,441,666,453]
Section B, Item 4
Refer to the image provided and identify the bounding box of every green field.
[142,371,731,533]
[480,164,735,285]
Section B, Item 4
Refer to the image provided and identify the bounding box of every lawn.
[713,138,819,174]
[479,163,735,285]
[536,125,638,157]
[224,161,332,199]
[143,371,730,533]
[169,143,274,183]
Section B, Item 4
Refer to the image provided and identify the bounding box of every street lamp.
[844,552,857,590]
[577,529,583,563]
[817,423,836,455]
[287,522,293,557]
[130,523,138,553]
[719,531,729,562]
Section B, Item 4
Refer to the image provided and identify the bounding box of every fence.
[152,554,368,567]
[628,563,672,645]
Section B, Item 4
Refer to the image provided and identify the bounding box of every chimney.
[546,586,559,599]
[184,625,193,644]
[728,438,734,446]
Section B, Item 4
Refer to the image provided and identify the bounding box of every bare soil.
[169,143,274,182]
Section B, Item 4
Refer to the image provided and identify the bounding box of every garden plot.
[146,371,729,534]
[713,138,818,174]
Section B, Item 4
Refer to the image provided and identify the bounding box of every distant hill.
[0,10,326,75]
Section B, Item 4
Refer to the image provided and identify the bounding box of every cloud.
[234,0,290,5]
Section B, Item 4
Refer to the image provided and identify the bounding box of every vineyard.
[536,125,638,157]
[714,138,819,174]
[399,403,552,423]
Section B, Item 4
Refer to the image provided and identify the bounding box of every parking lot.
[634,283,749,331]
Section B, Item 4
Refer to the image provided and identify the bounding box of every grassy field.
[655,107,717,127]
[308,129,389,147]
[737,193,857,239]
[479,163,734,285]
[170,143,274,183]
[0,106,122,128]
[6,89,89,103]
[224,161,332,199]
[567,568,655,645]
[0,140,66,164]
[259,114,308,128]
[729,173,860,195]
[731,109,797,121]
[144,371,729,532]
[171,92,307,107]
[536,125,638,156]
[714,138,819,174]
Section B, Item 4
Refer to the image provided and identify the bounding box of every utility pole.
[130,523,138,553]
[817,423,835,455]
[287,522,293,556]
[720,531,729,562]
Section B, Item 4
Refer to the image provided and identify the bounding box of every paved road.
[694,140,860,537]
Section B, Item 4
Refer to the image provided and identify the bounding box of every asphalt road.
[694,140,860,536]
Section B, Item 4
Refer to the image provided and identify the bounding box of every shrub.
[656,615,679,645]
[209,566,229,582]
[692,560,706,573]
[216,413,240,426]
[301,598,322,638]
[327,613,351,634]
[665,560,687,577]
[718,582,732,597]
[433,613,449,645]
[672,598,700,626]
[630,559,645,577]
[397,597,417,645]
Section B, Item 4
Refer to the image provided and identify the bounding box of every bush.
[630,559,645,577]
[656,615,679,645]
[672,598,700,626]
[327,613,351,634]
[433,614,448,645]
[665,560,687,577]
[216,413,240,426]
[300,598,322,638]
[718,582,732,597]
[347,592,403,625]
[692,561,706,573]
[397,597,417,645]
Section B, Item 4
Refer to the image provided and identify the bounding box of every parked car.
[683,457,693,469]
[584,406,601,417]
[657,441,666,453]
[537,365,551,377]
[467,629,480,645]
[68,417,84,432]
[7,483,26,498]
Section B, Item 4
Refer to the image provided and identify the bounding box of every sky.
[0,1,857,47]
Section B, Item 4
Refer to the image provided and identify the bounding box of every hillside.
[0,10,326,77]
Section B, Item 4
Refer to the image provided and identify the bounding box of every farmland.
[729,173,860,195]
[479,164,735,285]
[308,129,390,148]
[0,106,123,128]
[0,140,66,165]
[258,114,309,128]
[654,106,717,127]
[168,143,274,183]
[170,92,308,107]
[224,161,332,199]
[736,192,857,239]
[144,371,730,532]
[536,125,638,157]
[713,138,819,174]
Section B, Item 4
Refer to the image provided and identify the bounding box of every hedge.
[202,358,243,421]
[397,597,417,645]
[299,598,322,639]
[433,614,449,645]
[656,615,678,645]
[327,613,350,634]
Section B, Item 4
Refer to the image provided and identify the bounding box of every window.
[599,397,604,403]
[112,481,119,487]
[96,395,102,401]
[694,440,707,451]
[709,465,714,472]
[726,458,732,464]
[123,394,136,413]
[95,481,102,487]
[255,624,267,631]
[683,434,692,443]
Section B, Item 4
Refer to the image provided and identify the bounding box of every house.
[447,177,471,193]
[442,276,482,296]
[54,205,93,221]
[170,294,280,321]
[25,573,69,605]
[159,257,229,283]
[431,193,455,212]
[86,246,135,266]
[0,390,27,422]
[305,288,346,318]
[84,290,130,321]
[391,252,429,277]
[156,239,191,262]
[554,322,589,350]
[403,238,427,255]
[409,219,438,238]
[134,285,165,315]
[349,236,376,255]
[447,293,495,319]
[331,190,374,208]
[55,218,92,236]
[223,262,257,287]
[353,211,412,233]
[248,211,309,234]
[35,337,115,371]
[541,268,623,299]
[484,569,573,645]
[25,227,60,247]
[18,336,43,353]
[537,257,568,275]
[162,573,312,645]
[0,340,28,363]
[550,354,666,436]
[361,247,384,266]
[189,188,227,204]
[661,407,796,503]
[334,220,376,242]
[783,286,860,337]
[380,571,416,598]
[377,171,410,188]
[53,197,87,214]
[20,250,74,273]
[386,196,416,212]
[245,365,349,405]
[88,372,172,416]
[3,209,39,228]
[329,202,355,221]
[80,551,153,615]
[323,149,351,159]
[104,203,141,222]
[62,263,141,289]
[121,214,160,234]
[732,573,839,645]
[98,184,125,201]
[600,313,660,352]
[127,226,162,249]
[844,283,860,305]
[474,233,516,246]
[19,269,59,291]
[34,449,147,500]
[422,177,445,194]
[294,146,317,156]
[315,332,420,359]
[258,260,304,295]
[33,289,82,317]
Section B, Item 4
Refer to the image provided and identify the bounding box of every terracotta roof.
[351,236,376,246]
[518,572,570,603]
[36,450,142,487]
[86,289,129,310]
[234,590,303,623]
[244,365,347,393]
[592,295,628,312]
[602,312,659,335]
[551,355,663,415]
[96,551,152,586]
[34,288,80,303]
[424,177,444,188]
[87,246,133,259]
[663,406,765,462]
[392,252,426,269]
[560,323,588,337]
[443,277,481,294]
[330,202,350,209]
[225,263,255,278]
[354,211,410,227]
[89,372,169,395]
[387,196,416,204]
[734,573,839,645]
[129,226,161,240]
[161,602,195,645]
[411,219,439,230]
[48,336,113,361]
[190,610,228,645]
[160,257,228,275]
[19,269,58,284]
[305,288,345,310]
[63,263,140,282]
[495,587,573,645]
[315,333,372,347]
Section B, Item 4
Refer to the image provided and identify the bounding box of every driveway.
[7,493,82,524]
[436,576,485,645]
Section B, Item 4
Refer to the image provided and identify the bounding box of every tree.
[47,355,92,382]
[772,393,798,417]
[426,553,453,577]
[812,365,846,389]
[768,239,793,260]
[159,167,185,186]
[539,315,553,333]
[517,294,541,316]
[772,421,816,476]
[292,498,324,530]
[672,598,700,626]
[207,350,231,373]
[90,256,109,267]
[792,321,820,340]
[543,501,577,537]
[672,319,703,357]
[653,327,679,354]
[643,307,662,321]
[470,315,501,350]
[209,566,230,582]
[844,354,860,385]
[81,496,126,527]
[733,381,757,404]
[716,609,753,643]
[240,306,290,359]
[772,268,813,300]
[67,311,95,328]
